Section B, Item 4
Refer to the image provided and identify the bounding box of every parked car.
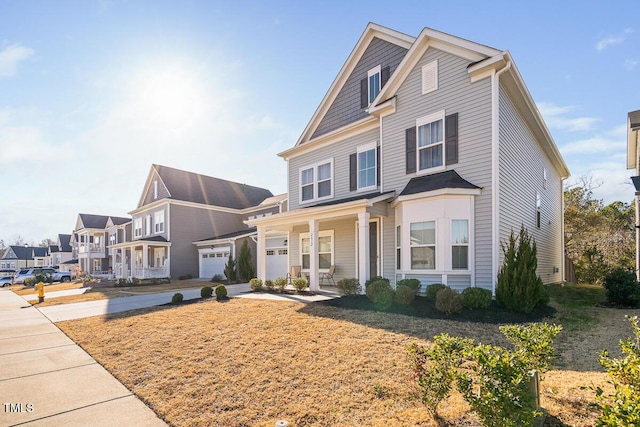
[0,275,13,287]
[13,268,71,284]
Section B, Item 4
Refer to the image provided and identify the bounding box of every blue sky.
[0,0,638,245]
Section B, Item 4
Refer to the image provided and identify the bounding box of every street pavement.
[0,289,167,426]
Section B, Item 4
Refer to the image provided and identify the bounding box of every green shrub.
[435,287,462,315]
[171,292,183,303]
[409,322,561,424]
[496,226,547,313]
[34,270,52,283]
[337,278,361,296]
[603,268,640,306]
[425,283,447,301]
[237,240,254,282]
[461,287,492,309]
[274,277,287,292]
[364,276,390,288]
[264,279,275,291]
[395,284,416,305]
[132,277,141,285]
[224,254,236,284]
[25,277,37,286]
[117,278,128,286]
[200,286,213,298]
[397,278,421,292]
[366,279,394,310]
[215,284,227,300]
[292,277,308,292]
[211,273,224,283]
[249,278,263,291]
[589,315,640,426]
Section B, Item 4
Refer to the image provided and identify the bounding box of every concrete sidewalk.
[22,287,92,301]
[0,289,167,426]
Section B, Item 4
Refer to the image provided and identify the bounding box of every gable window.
[410,221,436,269]
[368,65,381,105]
[417,111,445,171]
[421,60,438,95]
[300,231,333,270]
[299,159,333,203]
[134,218,142,238]
[153,180,158,199]
[451,220,469,269]
[154,211,165,233]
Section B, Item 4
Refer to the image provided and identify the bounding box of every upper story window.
[109,233,116,246]
[145,215,151,236]
[300,159,333,203]
[134,218,142,238]
[154,211,165,233]
[417,111,445,172]
[357,142,377,190]
[421,60,438,95]
[367,65,381,105]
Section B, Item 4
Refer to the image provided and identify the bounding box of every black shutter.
[445,113,458,165]
[349,153,357,191]
[376,145,381,186]
[406,127,416,174]
[360,78,368,109]
[381,66,390,87]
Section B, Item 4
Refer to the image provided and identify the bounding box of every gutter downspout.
[490,59,511,295]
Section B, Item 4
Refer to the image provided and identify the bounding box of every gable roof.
[138,164,273,210]
[76,214,130,231]
[4,246,47,260]
[57,234,72,252]
[293,23,414,147]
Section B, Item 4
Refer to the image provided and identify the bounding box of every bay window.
[410,221,436,269]
[451,219,469,269]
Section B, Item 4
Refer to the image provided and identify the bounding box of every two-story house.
[109,164,278,280]
[627,109,640,280]
[45,234,73,268]
[1,245,48,270]
[247,23,569,294]
[73,213,130,276]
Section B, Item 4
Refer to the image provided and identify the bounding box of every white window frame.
[357,142,377,191]
[396,225,401,270]
[153,180,158,199]
[134,218,142,238]
[451,219,469,270]
[154,211,165,233]
[299,230,334,272]
[416,110,445,174]
[367,65,381,105]
[299,159,334,204]
[145,214,151,236]
[421,60,438,95]
[410,220,437,270]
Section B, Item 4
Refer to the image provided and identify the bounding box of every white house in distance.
[247,23,569,294]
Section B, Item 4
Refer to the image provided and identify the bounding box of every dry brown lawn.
[57,295,640,427]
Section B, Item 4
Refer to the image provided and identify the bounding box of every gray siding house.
[109,164,278,280]
[247,23,569,294]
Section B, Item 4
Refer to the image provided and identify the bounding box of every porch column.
[256,226,266,281]
[308,219,319,292]
[165,246,170,279]
[358,212,371,295]
[142,243,149,279]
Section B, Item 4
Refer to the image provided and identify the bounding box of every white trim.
[154,210,165,234]
[153,180,158,200]
[450,218,470,271]
[421,60,438,95]
[298,158,334,204]
[367,65,381,105]
[356,141,378,192]
[416,110,446,174]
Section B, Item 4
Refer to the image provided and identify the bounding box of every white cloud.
[596,28,633,52]
[559,125,626,155]
[0,44,34,77]
[537,102,599,132]
[625,59,638,71]
[0,126,56,167]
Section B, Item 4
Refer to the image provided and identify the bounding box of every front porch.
[109,238,171,280]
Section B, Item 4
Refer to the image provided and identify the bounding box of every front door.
[369,221,378,278]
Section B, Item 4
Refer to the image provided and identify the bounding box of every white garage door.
[200,248,230,279]
[266,248,288,281]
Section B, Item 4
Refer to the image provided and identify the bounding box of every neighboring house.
[247,23,569,294]
[626,109,640,280]
[45,234,74,268]
[0,245,48,270]
[109,164,278,280]
[73,213,130,276]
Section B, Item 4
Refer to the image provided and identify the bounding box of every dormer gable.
[138,165,171,208]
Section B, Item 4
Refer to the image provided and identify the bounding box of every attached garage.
[265,236,288,280]
[198,247,230,279]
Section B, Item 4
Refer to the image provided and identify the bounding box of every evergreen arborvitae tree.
[224,254,236,285]
[237,240,254,282]
[496,226,546,313]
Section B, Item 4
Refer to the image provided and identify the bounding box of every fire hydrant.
[36,282,45,303]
